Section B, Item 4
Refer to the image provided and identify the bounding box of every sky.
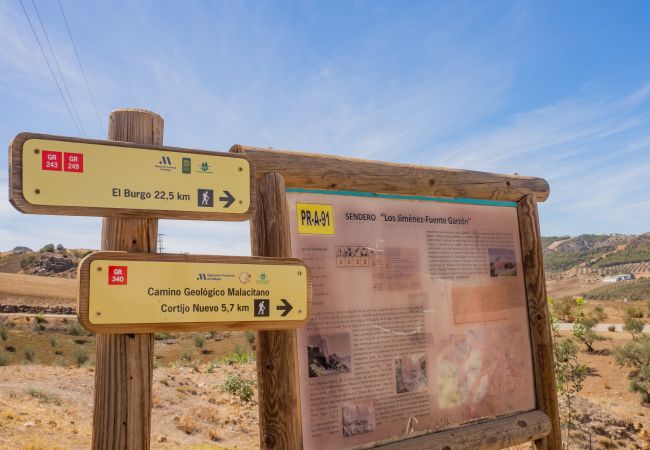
[1,0,650,255]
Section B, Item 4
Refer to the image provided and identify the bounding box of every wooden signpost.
[77,252,311,333]
[7,109,309,450]
[232,145,560,450]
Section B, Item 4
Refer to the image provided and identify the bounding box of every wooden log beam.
[92,109,162,450]
[230,145,549,202]
[371,410,551,450]
[517,194,562,450]
[250,172,302,450]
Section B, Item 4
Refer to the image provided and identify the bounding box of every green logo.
[200,161,210,172]
[182,158,191,174]
[256,272,269,284]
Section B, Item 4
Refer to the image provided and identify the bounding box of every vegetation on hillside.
[583,279,650,302]
[543,234,624,272]
[592,233,650,268]
[541,235,570,249]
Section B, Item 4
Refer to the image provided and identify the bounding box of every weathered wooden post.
[518,194,562,450]
[93,109,163,450]
[250,172,303,450]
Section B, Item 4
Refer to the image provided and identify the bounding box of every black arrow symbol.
[219,191,235,208]
[276,298,293,317]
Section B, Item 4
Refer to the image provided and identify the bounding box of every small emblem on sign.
[256,272,269,284]
[182,157,191,174]
[42,151,62,171]
[239,272,251,284]
[154,155,176,171]
[108,266,128,285]
[254,299,270,317]
[198,189,214,207]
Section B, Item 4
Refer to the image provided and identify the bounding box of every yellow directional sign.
[9,133,253,220]
[78,252,311,333]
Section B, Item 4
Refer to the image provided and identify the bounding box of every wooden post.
[250,172,303,450]
[92,109,163,450]
[517,194,561,450]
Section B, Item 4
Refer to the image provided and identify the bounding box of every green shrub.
[245,331,255,346]
[26,388,62,405]
[552,297,576,322]
[627,306,644,319]
[50,337,58,348]
[221,374,255,402]
[194,335,205,350]
[67,322,84,336]
[0,353,10,366]
[592,306,606,322]
[39,243,55,253]
[153,332,173,341]
[0,327,8,341]
[20,254,37,268]
[221,346,251,365]
[624,317,645,336]
[181,352,193,362]
[572,297,603,352]
[554,337,587,432]
[24,349,35,362]
[73,348,89,367]
[614,335,650,403]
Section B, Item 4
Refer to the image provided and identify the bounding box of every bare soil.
[0,273,75,307]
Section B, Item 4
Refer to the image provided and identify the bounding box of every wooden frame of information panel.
[232,144,560,450]
[9,132,255,221]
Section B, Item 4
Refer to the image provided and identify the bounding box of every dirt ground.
[0,273,75,307]
[0,364,259,450]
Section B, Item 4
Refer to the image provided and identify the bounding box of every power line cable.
[57,0,105,135]
[18,0,82,136]
[31,0,85,136]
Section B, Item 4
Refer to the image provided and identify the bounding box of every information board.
[286,189,536,450]
[78,252,311,333]
[10,133,253,220]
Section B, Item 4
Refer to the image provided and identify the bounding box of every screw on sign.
[108,265,128,285]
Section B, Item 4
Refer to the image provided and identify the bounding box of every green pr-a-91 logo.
[182,158,191,174]
[200,162,210,172]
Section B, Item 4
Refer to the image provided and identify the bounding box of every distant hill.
[542,233,650,273]
[0,245,94,278]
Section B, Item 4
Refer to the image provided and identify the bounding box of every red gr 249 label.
[108,266,128,285]
[64,152,83,172]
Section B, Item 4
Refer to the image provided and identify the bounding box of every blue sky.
[1,1,650,255]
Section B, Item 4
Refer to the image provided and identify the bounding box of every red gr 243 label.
[108,266,128,285]
[41,151,62,171]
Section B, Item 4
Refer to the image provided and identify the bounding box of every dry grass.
[176,415,202,435]
[0,273,75,306]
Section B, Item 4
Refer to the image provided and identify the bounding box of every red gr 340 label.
[108,266,128,285]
